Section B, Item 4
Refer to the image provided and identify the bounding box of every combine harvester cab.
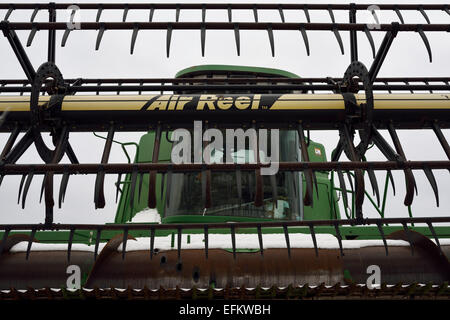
[0,3,450,300]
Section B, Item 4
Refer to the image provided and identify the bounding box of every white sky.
[0,0,449,224]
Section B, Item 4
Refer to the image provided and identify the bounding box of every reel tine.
[227,4,232,23]
[115,173,122,203]
[129,167,138,210]
[384,81,392,94]
[4,6,13,21]
[204,225,209,259]
[445,5,450,17]
[257,225,264,256]
[149,5,155,22]
[424,81,433,94]
[332,25,344,55]
[416,26,432,63]
[423,166,439,207]
[39,173,46,203]
[160,172,165,202]
[149,227,155,259]
[364,26,376,59]
[27,25,38,47]
[95,24,105,50]
[176,4,181,22]
[404,81,414,94]
[58,170,70,208]
[0,175,3,188]
[376,221,388,256]
[138,172,144,201]
[418,6,430,24]
[177,227,182,260]
[96,5,103,22]
[303,5,311,23]
[22,171,34,209]
[30,7,39,22]
[267,24,275,57]
[278,5,285,23]
[327,5,335,23]
[202,4,206,23]
[394,6,405,24]
[230,225,236,260]
[337,170,349,210]
[432,122,450,160]
[166,167,172,209]
[387,170,396,195]
[254,169,263,207]
[283,225,291,258]
[402,222,414,256]
[236,166,242,203]
[270,174,278,209]
[299,25,310,56]
[309,224,318,257]
[298,123,314,206]
[201,24,206,57]
[123,4,129,22]
[130,24,139,55]
[94,228,101,260]
[346,171,354,194]
[166,24,173,58]
[138,80,143,95]
[122,228,128,260]
[17,174,26,204]
[25,228,37,260]
[67,228,75,262]
[0,228,10,257]
[94,125,114,209]
[96,82,101,95]
[334,222,344,257]
[234,24,240,56]
[309,81,315,94]
[149,125,162,208]
[253,5,258,23]
[367,169,380,207]
[426,220,442,255]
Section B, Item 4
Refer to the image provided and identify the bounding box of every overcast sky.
[1,0,449,224]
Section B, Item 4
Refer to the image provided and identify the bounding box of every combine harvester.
[0,3,450,300]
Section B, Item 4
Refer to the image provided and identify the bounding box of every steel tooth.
[25,228,37,260]
[149,227,155,259]
[138,172,144,201]
[95,25,105,50]
[130,25,139,55]
[201,24,206,57]
[96,5,103,22]
[332,25,344,55]
[376,221,388,256]
[387,170,396,195]
[309,224,318,257]
[234,24,240,56]
[278,5,285,23]
[67,228,75,262]
[202,4,206,23]
[27,26,37,47]
[417,26,432,63]
[334,223,344,256]
[418,6,430,24]
[257,225,264,256]
[337,171,349,210]
[227,5,232,23]
[22,171,34,209]
[123,4,129,22]
[402,222,414,256]
[166,24,173,58]
[230,225,236,260]
[253,5,258,23]
[236,167,242,203]
[58,170,70,208]
[115,173,122,203]
[299,25,310,56]
[0,229,10,256]
[367,169,380,207]
[61,28,71,47]
[394,6,405,24]
[426,221,442,255]
[122,228,128,260]
[283,225,291,258]
[327,5,335,23]
[270,175,278,208]
[129,168,138,210]
[30,7,39,22]
[423,166,439,207]
[363,26,376,58]
[94,228,101,260]
[267,25,275,57]
[204,226,209,259]
[5,6,13,20]
[303,5,311,23]
[17,174,26,204]
[149,6,155,22]
[176,4,181,22]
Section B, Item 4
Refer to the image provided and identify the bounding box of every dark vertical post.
[349,3,358,62]
[48,2,56,63]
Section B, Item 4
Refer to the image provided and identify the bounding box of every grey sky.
[0,0,449,224]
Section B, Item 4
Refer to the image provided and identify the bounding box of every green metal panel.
[175,64,300,78]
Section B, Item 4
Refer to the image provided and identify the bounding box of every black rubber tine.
[122,228,128,260]
[364,26,376,59]
[270,175,278,208]
[4,6,13,20]
[27,25,37,47]
[22,171,34,209]
[423,166,439,207]
[334,223,344,257]
[417,26,432,63]
[230,225,236,260]
[177,227,182,260]
[327,5,335,23]
[61,28,71,47]
[58,170,70,208]
[17,174,26,204]
[376,221,389,256]
[253,5,258,23]
[166,24,173,58]
[30,7,39,22]
[149,5,155,22]
[176,4,181,22]
[95,24,105,50]
[96,5,103,22]
[299,25,310,56]
[267,24,275,57]
[332,25,344,55]
[283,225,291,258]
[25,228,37,260]
[275,5,284,22]
[94,228,101,260]
[303,5,311,23]
[236,167,242,203]
[367,169,380,207]
[387,170,396,195]
[67,228,75,262]
[444,6,450,17]
[129,168,138,209]
[309,224,318,257]
[234,24,240,56]
[257,225,263,256]
[202,4,206,23]
[204,225,209,259]
[123,4,129,22]
[39,173,46,204]
[402,222,414,256]
[115,173,122,203]
[337,171,349,210]
[149,227,155,259]
[138,172,144,201]
[130,25,139,54]
[426,221,442,255]
[227,5,232,23]
[418,6,430,24]
[0,229,10,257]
[394,6,405,24]
[201,24,206,57]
